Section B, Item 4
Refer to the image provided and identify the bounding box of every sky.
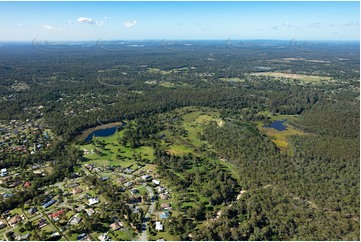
[0,1,359,41]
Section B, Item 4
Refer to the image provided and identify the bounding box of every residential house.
[110,221,123,231]
[0,219,7,229]
[28,207,37,215]
[49,210,65,220]
[141,174,152,181]
[43,199,56,208]
[77,233,87,240]
[3,193,13,198]
[38,218,47,228]
[160,211,170,219]
[93,167,102,173]
[125,181,133,188]
[85,208,95,217]
[118,176,126,184]
[84,164,94,171]
[68,182,80,188]
[98,233,111,241]
[0,168,7,177]
[132,207,140,214]
[83,148,90,155]
[156,186,165,193]
[160,203,172,210]
[124,168,133,174]
[68,214,82,225]
[159,193,170,200]
[8,215,22,225]
[152,179,160,186]
[15,233,30,241]
[88,197,99,206]
[155,221,163,231]
[130,189,139,195]
[23,181,31,188]
[9,181,22,188]
[72,188,83,195]
[49,232,61,239]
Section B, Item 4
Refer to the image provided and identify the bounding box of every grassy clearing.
[219,77,245,82]
[147,67,188,75]
[250,72,333,84]
[149,231,179,241]
[164,107,222,155]
[257,118,305,154]
[176,107,223,149]
[77,129,155,168]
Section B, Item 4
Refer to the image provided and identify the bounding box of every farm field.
[250,72,334,84]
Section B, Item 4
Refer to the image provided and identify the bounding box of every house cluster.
[84,163,102,173]
[0,120,52,157]
[0,170,33,191]
[155,184,172,201]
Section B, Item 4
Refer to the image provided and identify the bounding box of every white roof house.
[155,221,163,231]
[88,197,99,206]
[152,179,160,185]
[142,174,151,180]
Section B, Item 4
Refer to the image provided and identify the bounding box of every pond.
[85,126,118,142]
[263,120,287,131]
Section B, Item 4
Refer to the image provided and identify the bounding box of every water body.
[263,120,287,131]
[85,127,118,142]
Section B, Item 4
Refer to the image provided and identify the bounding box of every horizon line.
[0,39,360,42]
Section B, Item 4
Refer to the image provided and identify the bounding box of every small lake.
[263,120,287,131]
[85,127,118,142]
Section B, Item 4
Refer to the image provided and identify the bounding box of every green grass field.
[77,128,155,168]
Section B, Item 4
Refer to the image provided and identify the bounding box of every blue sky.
[0,1,359,41]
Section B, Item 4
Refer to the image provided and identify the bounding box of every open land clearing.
[250,72,334,84]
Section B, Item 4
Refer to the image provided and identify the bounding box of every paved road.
[136,185,156,241]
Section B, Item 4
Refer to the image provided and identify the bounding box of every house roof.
[160,211,170,219]
[9,215,22,224]
[110,221,122,230]
[88,197,99,205]
[155,221,163,231]
[49,210,65,219]
[73,188,83,194]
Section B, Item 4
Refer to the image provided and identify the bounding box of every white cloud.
[18,24,23,27]
[282,22,295,28]
[43,24,56,30]
[78,17,95,25]
[77,17,105,26]
[309,22,320,28]
[124,20,137,28]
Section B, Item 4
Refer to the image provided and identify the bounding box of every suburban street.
[136,185,156,241]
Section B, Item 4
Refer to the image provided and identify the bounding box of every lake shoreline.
[77,121,123,141]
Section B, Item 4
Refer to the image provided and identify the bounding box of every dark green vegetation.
[0,40,359,240]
